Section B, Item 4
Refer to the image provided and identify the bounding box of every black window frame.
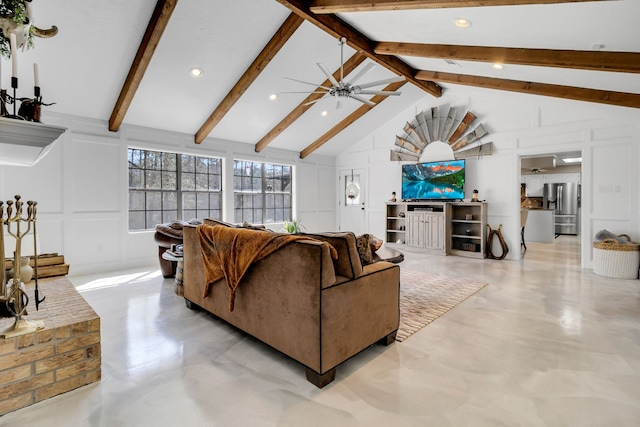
[128,148,222,231]
[233,160,292,225]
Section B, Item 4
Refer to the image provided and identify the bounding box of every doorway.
[520,151,582,260]
[339,168,366,234]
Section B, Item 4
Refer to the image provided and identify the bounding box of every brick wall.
[0,277,101,416]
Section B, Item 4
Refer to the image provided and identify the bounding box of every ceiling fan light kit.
[285,36,405,109]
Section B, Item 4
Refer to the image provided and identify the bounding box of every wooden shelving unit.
[405,203,446,254]
[385,202,406,246]
[448,202,487,258]
[386,201,447,255]
[385,201,487,258]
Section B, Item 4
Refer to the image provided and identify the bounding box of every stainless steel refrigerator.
[543,182,580,235]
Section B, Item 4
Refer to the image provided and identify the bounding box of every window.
[128,148,222,231]
[233,160,292,224]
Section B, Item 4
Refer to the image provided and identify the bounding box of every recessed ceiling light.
[190,68,204,77]
[321,110,329,117]
[269,93,278,101]
[454,18,471,28]
[562,157,582,164]
[492,63,504,70]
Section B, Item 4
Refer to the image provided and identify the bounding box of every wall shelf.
[0,117,67,166]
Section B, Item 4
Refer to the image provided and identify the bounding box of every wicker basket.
[592,234,640,279]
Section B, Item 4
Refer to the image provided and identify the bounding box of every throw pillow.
[299,232,362,278]
[368,234,383,253]
[356,234,373,266]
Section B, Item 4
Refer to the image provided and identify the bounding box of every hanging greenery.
[0,0,36,58]
[0,0,29,22]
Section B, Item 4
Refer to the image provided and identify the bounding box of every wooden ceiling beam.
[275,0,442,98]
[194,13,304,144]
[109,0,178,132]
[375,42,640,74]
[299,80,407,158]
[310,0,602,13]
[255,52,367,153]
[415,70,640,108]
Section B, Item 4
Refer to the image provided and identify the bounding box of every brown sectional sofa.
[182,222,400,388]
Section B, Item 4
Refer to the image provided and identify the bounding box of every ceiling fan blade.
[281,91,327,94]
[284,77,332,90]
[346,63,375,85]
[355,75,405,90]
[303,95,329,106]
[356,90,402,96]
[317,63,340,87]
[350,95,376,106]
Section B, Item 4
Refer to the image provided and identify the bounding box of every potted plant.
[282,218,305,234]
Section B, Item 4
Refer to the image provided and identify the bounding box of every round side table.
[371,246,404,264]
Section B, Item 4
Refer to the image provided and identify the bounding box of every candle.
[33,63,39,86]
[10,33,17,78]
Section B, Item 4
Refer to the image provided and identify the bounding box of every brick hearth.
[0,277,101,416]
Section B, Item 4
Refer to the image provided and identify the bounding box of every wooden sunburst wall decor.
[390,106,493,161]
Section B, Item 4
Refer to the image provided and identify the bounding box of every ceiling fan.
[284,37,405,109]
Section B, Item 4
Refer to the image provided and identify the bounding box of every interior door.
[339,169,366,234]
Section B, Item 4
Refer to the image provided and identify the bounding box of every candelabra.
[0,76,45,122]
[1,195,45,338]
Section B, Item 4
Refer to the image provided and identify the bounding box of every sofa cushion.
[300,232,363,279]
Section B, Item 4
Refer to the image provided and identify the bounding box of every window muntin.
[233,160,292,224]
[128,148,222,231]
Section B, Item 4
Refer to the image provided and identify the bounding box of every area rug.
[396,269,489,342]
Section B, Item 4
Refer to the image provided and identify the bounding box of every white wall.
[2,92,637,274]
[0,113,336,276]
[336,87,640,268]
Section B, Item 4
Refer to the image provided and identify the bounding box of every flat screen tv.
[401,159,465,201]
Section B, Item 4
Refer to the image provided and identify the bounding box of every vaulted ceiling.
[14,0,640,158]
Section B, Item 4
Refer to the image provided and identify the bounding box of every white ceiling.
[4,0,639,158]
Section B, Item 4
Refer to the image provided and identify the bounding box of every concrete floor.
[2,236,640,426]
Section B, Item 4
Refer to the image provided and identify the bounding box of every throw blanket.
[197,224,337,312]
